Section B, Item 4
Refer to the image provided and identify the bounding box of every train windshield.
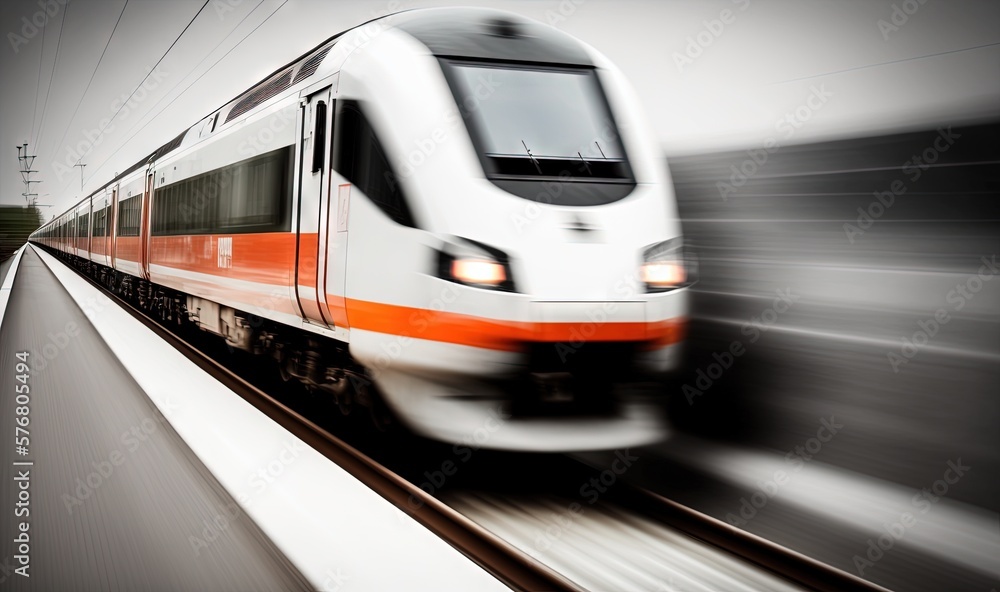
[444,61,633,188]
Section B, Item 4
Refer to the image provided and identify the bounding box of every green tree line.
[0,206,43,261]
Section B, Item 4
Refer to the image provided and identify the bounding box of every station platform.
[0,245,504,591]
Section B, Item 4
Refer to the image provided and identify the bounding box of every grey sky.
[2,0,998,214]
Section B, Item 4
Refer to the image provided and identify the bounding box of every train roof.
[73,7,591,206]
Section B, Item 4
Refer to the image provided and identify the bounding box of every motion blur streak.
[587,121,998,592]
[670,122,999,502]
[446,492,803,592]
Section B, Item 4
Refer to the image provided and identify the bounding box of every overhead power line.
[79,0,289,191]
[110,0,269,152]
[51,0,130,164]
[28,16,46,147]
[74,0,211,187]
[774,42,1000,84]
[34,2,70,154]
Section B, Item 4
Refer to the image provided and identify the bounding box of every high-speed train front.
[333,8,691,451]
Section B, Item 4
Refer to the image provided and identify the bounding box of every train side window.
[118,196,141,237]
[334,100,416,228]
[97,206,109,237]
[92,207,104,237]
[150,147,292,236]
[311,100,327,173]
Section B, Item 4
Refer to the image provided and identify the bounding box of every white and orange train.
[31,7,692,451]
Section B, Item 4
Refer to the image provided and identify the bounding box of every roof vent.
[293,43,334,85]
[226,67,294,124]
[155,129,188,158]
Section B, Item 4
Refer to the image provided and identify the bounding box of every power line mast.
[74,160,86,192]
[16,142,40,207]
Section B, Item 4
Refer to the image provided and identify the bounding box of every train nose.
[514,242,641,300]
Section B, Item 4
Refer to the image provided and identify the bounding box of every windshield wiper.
[577,152,593,176]
[594,141,607,159]
[521,140,543,175]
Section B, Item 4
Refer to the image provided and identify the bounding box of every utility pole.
[16,142,40,206]
[74,160,86,192]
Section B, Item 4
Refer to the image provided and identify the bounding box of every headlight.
[451,258,507,286]
[641,237,697,292]
[437,237,516,291]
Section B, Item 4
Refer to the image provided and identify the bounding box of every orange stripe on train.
[119,230,684,352]
[344,298,685,352]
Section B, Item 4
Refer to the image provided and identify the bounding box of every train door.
[87,198,93,258]
[139,169,154,280]
[79,204,84,256]
[98,192,110,267]
[295,83,336,327]
[102,190,112,267]
[94,193,103,265]
[110,185,119,268]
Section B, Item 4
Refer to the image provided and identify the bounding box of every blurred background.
[633,122,1000,591]
[667,123,999,501]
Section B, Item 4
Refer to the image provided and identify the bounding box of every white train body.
[32,8,690,451]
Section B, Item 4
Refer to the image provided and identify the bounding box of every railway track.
[38,243,891,592]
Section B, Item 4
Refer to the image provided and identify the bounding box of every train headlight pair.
[437,237,516,291]
[641,237,697,292]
